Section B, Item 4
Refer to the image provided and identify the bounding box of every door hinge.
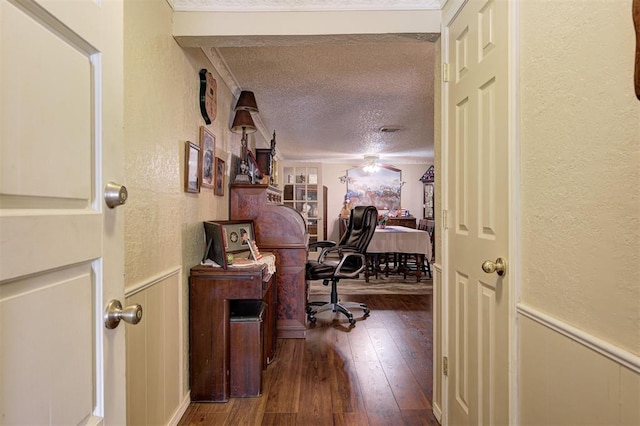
[442,63,450,82]
[443,356,449,376]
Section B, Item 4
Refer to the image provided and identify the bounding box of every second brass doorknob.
[481,257,507,276]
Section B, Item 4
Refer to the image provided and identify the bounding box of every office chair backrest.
[340,205,378,253]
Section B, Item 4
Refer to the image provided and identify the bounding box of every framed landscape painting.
[346,165,402,211]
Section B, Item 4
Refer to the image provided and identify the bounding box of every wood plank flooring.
[178,293,439,426]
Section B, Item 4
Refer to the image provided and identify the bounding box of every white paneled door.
[0,0,125,424]
[445,0,511,424]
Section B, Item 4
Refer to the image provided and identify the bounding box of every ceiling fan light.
[362,155,380,173]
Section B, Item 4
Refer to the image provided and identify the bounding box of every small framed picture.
[199,126,215,188]
[248,239,263,261]
[202,220,255,268]
[185,141,200,193]
[214,156,225,196]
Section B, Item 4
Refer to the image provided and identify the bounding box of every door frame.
[439,0,521,424]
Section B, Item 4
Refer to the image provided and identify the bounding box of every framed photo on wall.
[184,141,200,193]
[214,156,225,196]
[199,126,215,188]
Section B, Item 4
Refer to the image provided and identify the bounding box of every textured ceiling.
[217,41,436,164]
[174,0,440,165]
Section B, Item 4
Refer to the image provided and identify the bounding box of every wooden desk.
[189,262,276,402]
[230,184,309,338]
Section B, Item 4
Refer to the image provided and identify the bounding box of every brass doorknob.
[481,257,507,276]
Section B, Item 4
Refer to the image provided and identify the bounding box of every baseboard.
[168,391,191,426]
[517,303,640,373]
[432,401,443,423]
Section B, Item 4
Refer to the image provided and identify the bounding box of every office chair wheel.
[348,317,356,325]
[308,315,317,324]
[363,308,370,316]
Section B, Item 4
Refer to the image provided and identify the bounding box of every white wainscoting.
[125,267,186,425]
[518,303,640,425]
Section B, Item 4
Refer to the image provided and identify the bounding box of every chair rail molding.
[517,303,640,373]
[125,266,182,297]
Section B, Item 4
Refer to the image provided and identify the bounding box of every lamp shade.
[235,90,259,112]
[230,110,257,134]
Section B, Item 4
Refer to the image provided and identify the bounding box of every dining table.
[366,225,433,281]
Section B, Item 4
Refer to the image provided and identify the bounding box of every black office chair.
[306,205,378,325]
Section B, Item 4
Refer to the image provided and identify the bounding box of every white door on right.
[445,0,511,424]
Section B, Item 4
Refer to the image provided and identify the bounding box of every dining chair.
[401,218,432,281]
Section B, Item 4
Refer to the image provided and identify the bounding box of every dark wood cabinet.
[189,263,276,402]
[386,216,417,228]
[255,148,273,176]
[341,215,416,233]
[420,165,435,219]
[230,184,309,338]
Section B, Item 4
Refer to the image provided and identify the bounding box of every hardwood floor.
[178,293,439,425]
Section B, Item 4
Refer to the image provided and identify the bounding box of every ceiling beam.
[173,10,441,47]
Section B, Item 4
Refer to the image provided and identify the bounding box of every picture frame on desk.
[203,220,255,268]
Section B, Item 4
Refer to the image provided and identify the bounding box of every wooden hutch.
[230,183,309,338]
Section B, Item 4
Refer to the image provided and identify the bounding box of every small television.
[203,220,256,269]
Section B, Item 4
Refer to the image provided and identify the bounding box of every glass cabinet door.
[420,165,435,219]
[283,166,320,247]
[423,182,434,219]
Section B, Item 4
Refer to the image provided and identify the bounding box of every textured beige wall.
[520,0,639,354]
[519,2,639,423]
[124,0,237,286]
[123,0,266,414]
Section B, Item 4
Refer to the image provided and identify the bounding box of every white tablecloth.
[367,226,432,260]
